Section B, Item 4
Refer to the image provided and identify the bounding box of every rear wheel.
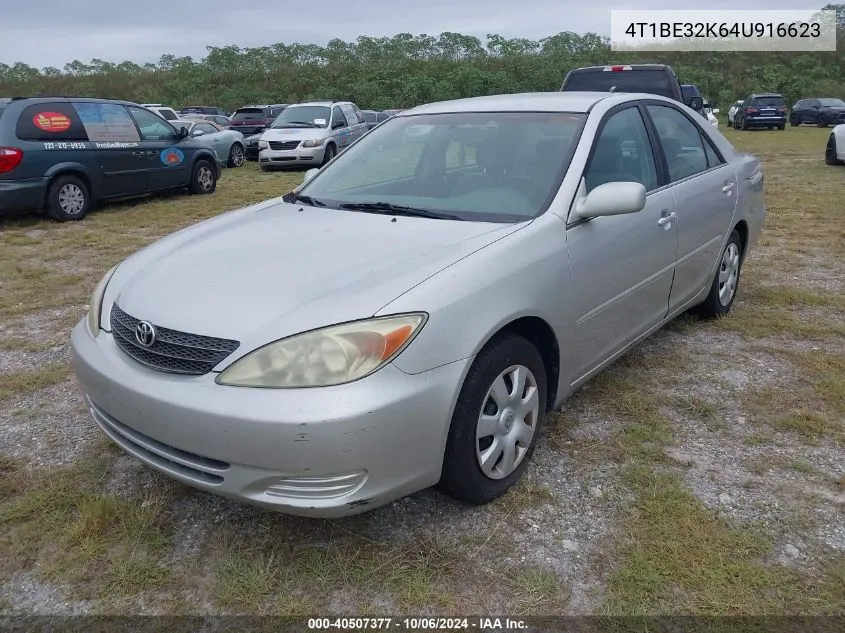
[826,134,841,165]
[227,143,245,168]
[46,175,90,221]
[189,160,217,194]
[816,114,828,128]
[439,334,546,505]
[692,230,743,319]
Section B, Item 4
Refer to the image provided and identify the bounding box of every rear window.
[15,102,90,141]
[231,108,267,122]
[751,95,785,107]
[158,109,178,121]
[563,69,675,98]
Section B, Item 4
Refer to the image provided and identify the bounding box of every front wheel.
[439,334,546,505]
[321,143,336,166]
[46,174,91,221]
[816,114,828,128]
[227,143,245,168]
[189,160,217,195]
[691,230,743,319]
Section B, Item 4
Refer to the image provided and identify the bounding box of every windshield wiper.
[276,121,320,128]
[338,202,462,220]
[283,192,326,207]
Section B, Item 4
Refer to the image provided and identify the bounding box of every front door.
[565,104,678,382]
[126,106,192,191]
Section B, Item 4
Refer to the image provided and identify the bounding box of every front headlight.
[85,265,118,337]
[258,140,268,149]
[301,139,322,148]
[216,313,427,388]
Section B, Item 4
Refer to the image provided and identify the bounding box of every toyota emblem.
[135,321,157,347]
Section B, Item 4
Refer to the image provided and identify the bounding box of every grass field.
[0,125,843,616]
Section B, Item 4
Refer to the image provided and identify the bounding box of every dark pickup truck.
[561,64,703,111]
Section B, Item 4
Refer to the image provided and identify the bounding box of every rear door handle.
[657,211,677,227]
[131,151,144,157]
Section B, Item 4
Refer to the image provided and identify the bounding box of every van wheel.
[438,333,546,505]
[321,143,336,166]
[46,175,90,221]
[189,160,217,194]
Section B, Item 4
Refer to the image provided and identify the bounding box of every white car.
[727,100,743,126]
[825,124,845,165]
[703,107,719,127]
[141,104,180,122]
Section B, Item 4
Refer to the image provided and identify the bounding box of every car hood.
[261,127,329,141]
[105,199,521,355]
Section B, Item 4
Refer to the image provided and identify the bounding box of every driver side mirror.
[303,168,320,183]
[332,120,346,130]
[192,130,205,137]
[178,127,189,139]
[573,181,646,219]
[687,96,704,111]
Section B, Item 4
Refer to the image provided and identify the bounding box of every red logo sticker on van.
[33,112,72,133]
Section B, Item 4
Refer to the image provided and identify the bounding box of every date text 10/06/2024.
[308,617,528,630]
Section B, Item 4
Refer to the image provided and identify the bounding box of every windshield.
[819,98,845,107]
[564,70,674,98]
[298,111,585,223]
[751,96,785,107]
[231,108,267,122]
[272,106,331,128]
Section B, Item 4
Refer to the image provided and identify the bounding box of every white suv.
[141,104,180,122]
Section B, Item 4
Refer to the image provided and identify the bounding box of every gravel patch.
[0,573,94,615]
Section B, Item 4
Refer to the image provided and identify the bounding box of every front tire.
[816,114,828,128]
[321,143,336,166]
[826,134,841,165]
[46,174,90,221]
[227,143,245,168]
[189,160,217,195]
[692,230,743,319]
[439,334,546,505]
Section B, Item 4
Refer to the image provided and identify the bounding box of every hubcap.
[58,184,85,215]
[198,166,213,190]
[475,365,540,480]
[718,242,740,306]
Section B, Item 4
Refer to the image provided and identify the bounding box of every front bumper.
[245,143,260,160]
[70,319,468,518]
[0,177,48,214]
[259,146,324,168]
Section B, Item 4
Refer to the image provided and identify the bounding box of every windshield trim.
[297,109,588,224]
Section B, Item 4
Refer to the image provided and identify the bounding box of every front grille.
[268,140,301,151]
[110,304,239,375]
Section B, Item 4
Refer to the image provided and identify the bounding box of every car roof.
[751,93,783,98]
[397,92,616,115]
[290,101,345,106]
[1,96,138,106]
[569,64,672,72]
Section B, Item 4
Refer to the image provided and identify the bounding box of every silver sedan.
[172,119,246,168]
[71,92,766,517]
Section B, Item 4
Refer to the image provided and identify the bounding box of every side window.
[377,112,389,123]
[584,106,658,194]
[193,123,216,135]
[702,134,723,169]
[127,107,176,141]
[73,103,140,143]
[341,104,358,126]
[646,105,710,182]
[16,102,89,141]
[332,107,348,128]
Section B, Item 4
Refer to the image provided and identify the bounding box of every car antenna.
[609,86,617,93]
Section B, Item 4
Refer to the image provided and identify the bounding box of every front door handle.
[131,151,144,157]
[722,182,735,193]
[657,211,677,227]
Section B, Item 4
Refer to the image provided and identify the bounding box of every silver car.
[172,119,246,168]
[257,100,367,170]
[71,92,766,518]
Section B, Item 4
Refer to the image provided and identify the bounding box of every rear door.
[341,104,366,143]
[72,102,148,197]
[190,122,228,157]
[126,105,190,191]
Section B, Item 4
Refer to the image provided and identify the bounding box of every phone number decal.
[43,142,88,150]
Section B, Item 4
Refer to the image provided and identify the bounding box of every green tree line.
[1,5,842,112]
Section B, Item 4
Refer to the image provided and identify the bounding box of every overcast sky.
[1,0,825,69]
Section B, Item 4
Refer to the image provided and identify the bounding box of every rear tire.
[691,230,743,319]
[438,334,546,505]
[189,160,217,195]
[227,143,245,168]
[777,125,785,131]
[46,175,90,221]
[826,135,841,165]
